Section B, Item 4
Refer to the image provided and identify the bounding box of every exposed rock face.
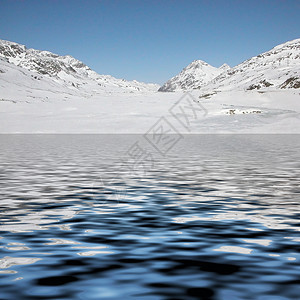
[280,77,300,89]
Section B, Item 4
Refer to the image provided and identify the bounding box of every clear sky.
[0,0,299,84]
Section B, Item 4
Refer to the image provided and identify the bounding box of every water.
[0,134,299,300]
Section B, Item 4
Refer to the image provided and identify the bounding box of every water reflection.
[0,135,299,299]
[213,246,253,254]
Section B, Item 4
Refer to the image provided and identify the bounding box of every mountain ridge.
[159,38,300,92]
[1,38,300,96]
[0,39,159,95]
[158,60,229,92]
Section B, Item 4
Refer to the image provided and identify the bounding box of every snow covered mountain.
[0,39,159,101]
[204,38,300,91]
[158,60,229,92]
[160,38,300,92]
[1,38,299,134]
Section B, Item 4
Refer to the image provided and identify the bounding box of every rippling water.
[0,134,299,299]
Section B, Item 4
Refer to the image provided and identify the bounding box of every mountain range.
[159,38,300,92]
[0,38,299,102]
[0,39,159,103]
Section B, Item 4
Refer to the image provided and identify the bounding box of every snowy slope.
[1,57,299,133]
[160,39,300,92]
[0,39,159,98]
[204,38,300,91]
[1,88,299,133]
[1,38,299,134]
[158,60,229,92]
[0,57,85,103]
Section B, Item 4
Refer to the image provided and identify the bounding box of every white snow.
[204,38,300,92]
[1,81,299,133]
[0,38,299,134]
[159,60,227,92]
[0,39,159,94]
[160,38,300,92]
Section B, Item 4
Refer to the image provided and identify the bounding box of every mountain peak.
[159,60,225,92]
[204,38,300,91]
[219,63,230,70]
[0,39,159,96]
[190,59,210,65]
[159,38,300,92]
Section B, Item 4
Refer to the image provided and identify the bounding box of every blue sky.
[0,0,299,84]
